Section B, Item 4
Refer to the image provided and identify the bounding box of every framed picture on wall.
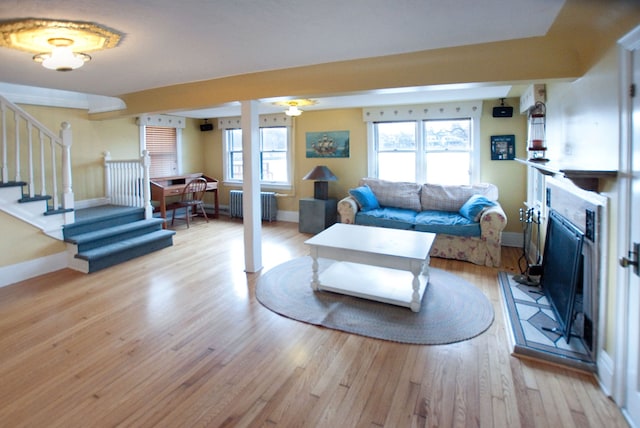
[490,134,515,160]
[306,131,350,158]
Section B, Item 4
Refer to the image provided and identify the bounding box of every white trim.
[501,232,523,248]
[0,81,126,113]
[218,113,291,129]
[136,114,186,129]
[0,251,67,288]
[597,349,615,397]
[613,23,640,412]
[362,101,483,122]
[74,197,111,209]
[366,110,480,184]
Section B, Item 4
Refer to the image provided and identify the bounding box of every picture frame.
[490,134,515,160]
[306,131,350,158]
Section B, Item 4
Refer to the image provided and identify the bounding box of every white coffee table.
[304,223,436,312]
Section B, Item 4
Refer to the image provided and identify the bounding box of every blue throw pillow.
[459,194,497,222]
[349,185,380,211]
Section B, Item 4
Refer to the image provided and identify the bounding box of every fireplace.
[540,210,585,344]
[499,176,607,371]
[544,177,606,361]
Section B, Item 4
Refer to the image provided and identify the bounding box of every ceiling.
[0,0,567,117]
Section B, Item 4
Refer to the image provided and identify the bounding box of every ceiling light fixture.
[0,18,122,71]
[273,99,317,116]
[285,101,302,117]
[33,38,91,71]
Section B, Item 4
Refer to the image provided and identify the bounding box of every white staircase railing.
[104,150,153,219]
[0,93,74,222]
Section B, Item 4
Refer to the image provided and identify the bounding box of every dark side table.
[299,198,337,234]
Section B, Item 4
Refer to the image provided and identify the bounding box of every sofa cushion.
[360,178,421,211]
[420,183,498,212]
[459,194,497,222]
[355,207,417,230]
[349,184,380,211]
[414,210,481,237]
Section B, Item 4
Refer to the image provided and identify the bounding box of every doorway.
[616,24,640,428]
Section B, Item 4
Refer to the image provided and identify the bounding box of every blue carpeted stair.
[63,205,175,273]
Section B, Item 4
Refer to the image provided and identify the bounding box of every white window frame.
[364,101,482,184]
[218,113,294,189]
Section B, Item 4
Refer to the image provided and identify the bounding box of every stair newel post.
[27,123,34,198]
[14,111,20,182]
[60,122,74,214]
[103,151,112,203]
[142,149,152,219]
[1,101,7,183]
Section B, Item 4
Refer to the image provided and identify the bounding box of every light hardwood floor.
[0,218,628,427]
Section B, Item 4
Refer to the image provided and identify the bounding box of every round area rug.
[256,257,494,345]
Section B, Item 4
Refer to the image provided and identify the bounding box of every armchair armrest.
[337,196,359,224]
[479,203,507,238]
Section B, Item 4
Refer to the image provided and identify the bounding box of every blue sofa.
[337,178,507,267]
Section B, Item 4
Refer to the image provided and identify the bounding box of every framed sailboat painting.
[306,131,350,158]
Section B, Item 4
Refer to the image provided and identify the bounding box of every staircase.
[1,93,174,278]
[63,205,175,273]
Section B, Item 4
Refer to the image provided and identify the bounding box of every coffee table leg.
[309,248,319,290]
[410,260,423,312]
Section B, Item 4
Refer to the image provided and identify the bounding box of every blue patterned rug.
[256,257,494,345]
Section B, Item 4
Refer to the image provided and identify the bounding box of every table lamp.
[302,165,337,200]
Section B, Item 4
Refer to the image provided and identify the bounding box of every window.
[365,102,481,185]
[138,114,185,178]
[145,126,178,177]
[220,114,293,187]
[424,119,471,185]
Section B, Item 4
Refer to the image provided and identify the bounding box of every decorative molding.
[362,101,483,122]
[0,81,126,113]
[218,113,291,129]
[137,114,186,128]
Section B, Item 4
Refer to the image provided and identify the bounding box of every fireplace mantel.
[515,158,617,192]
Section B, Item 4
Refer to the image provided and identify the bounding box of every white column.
[241,100,263,273]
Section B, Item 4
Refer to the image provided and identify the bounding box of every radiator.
[229,190,277,222]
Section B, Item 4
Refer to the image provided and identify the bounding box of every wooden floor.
[0,218,627,427]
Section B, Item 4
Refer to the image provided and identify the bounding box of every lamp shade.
[303,166,337,200]
[302,165,337,181]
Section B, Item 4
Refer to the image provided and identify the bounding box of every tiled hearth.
[498,271,596,372]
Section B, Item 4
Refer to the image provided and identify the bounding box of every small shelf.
[515,158,617,192]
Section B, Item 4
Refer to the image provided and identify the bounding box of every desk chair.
[171,177,209,228]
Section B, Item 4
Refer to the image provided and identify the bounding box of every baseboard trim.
[596,349,615,397]
[0,251,68,288]
[501,232,522,248]
[75,198,110,209]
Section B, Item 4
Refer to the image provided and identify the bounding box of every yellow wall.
[479,99,528,234]
[0,97,530,268]
[198,104,527,233]
[0,211,66,266]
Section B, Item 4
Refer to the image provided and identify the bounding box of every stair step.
[19,195,51,203]
[66,218,166,251]
[63,206,146,238]
[75,229,176,273]
[0,181,27,188]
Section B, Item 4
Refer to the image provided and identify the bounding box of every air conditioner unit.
[520,84,546,113]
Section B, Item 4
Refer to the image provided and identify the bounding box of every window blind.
[146,126,177,177]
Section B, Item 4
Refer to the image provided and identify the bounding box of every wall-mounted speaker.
[492,106,513,118]
[200,123,213,131]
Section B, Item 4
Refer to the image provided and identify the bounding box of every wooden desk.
[150,173,219,226]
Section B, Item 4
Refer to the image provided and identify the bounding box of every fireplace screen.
[541,210,585,343]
